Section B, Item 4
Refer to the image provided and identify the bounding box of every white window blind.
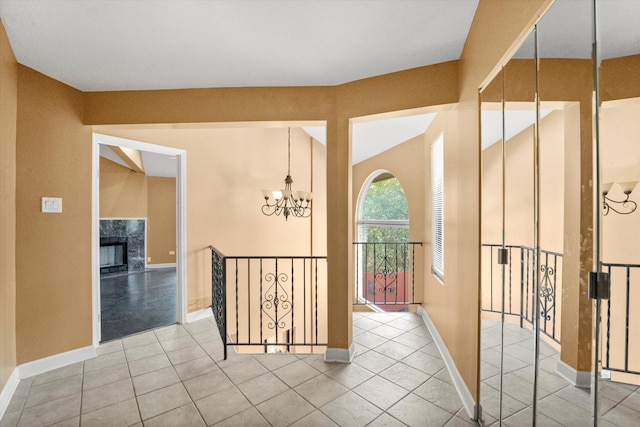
[431,134,444,281]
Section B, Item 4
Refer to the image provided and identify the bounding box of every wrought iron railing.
[601,262,640,377]
[210,246,327,360]
[353,242,423,310]
[481,244,562,344]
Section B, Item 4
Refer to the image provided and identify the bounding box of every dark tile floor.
[100,267,177,342]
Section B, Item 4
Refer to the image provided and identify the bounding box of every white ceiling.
[481,110,552,150]
[0,0,479,92]
[304,113,436,164]
[513,0,640,60]
[1,0,478,172]
[352,114,437,164]
[7,0,640,174]
[100,144,177,178]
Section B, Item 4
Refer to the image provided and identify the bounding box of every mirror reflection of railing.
[601,262,640,379]
[209,245,327,360]
[481,243,562,344]
[353,242,423,311]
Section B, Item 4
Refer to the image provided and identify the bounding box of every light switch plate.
[42,197,62,213]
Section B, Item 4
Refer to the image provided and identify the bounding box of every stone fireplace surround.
[99,218,146,274]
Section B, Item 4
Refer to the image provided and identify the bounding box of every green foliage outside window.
[361,177,409,243]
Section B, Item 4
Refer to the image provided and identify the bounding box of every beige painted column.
[0,20,18,390]
[324,116,354,361]
[559,97,594,384]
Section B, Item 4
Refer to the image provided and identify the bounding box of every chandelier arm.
[603,194,637,215]
[262,204,278,216]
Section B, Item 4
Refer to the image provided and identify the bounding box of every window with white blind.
[431,134,444,282]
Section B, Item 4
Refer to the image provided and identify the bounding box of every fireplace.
[100,237,128,274]
[100,218,146,274]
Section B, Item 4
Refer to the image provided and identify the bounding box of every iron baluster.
[606,264,611,370]
[625,266,630,372]
[291,258,294,348]
[315,257,318,345]
[247,260,251,344]
[552,254,558,340]
[235,258,239,345]
[520,247,524,329]
[260,259,263,345]
[352,242,422,308]
[303,259,307,345]
[490,246,494,312]
[509,246,513,314]
[411,243,415,304]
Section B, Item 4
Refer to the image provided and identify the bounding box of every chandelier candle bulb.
[618,181,638,194]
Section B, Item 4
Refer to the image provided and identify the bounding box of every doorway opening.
[92,133,187,345]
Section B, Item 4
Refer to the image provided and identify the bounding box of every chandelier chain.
[288,127,291,176]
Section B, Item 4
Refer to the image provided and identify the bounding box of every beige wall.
[93,126,326,312]
[352,133,427,303]
[99,157,148,218]
[482,109,565,251]
[0,19,18,392]
[147,177,176,265]
[601,102,640,264]
[15,65,93,364]
[99,157,176,264]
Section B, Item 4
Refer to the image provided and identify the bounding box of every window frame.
[431,133,444,282]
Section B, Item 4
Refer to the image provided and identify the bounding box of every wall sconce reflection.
[602,181,638,216]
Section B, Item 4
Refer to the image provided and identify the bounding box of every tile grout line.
[128,335,145,426]
[181,323,229,426]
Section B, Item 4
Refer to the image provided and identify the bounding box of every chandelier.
[602,181,638,215]
[261,128,312,220]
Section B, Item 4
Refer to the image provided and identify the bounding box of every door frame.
[91,133,187,346]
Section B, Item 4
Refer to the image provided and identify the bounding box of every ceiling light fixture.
[261,128,312,220]
[602,181,638,215]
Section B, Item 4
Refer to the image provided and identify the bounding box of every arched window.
[355,172,410,310]
[357,172,409,243]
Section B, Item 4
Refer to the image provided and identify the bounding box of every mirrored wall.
[594,0,640,425]
[478,0,639,425]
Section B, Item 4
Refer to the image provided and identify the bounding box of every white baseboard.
[0,368,19,420]
[18,346,96,380]
[418,306,479,420]
[324,342,356,363]
[187,307,213,323]
[556,359,591,388]
[147,263,176,269]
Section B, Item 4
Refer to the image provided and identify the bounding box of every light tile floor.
[480,319,640,426]
[1,312,476,427]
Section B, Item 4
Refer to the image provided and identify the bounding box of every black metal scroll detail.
[262,272,292,330]
[539,264,556,321]
[374,251,398,294]
[211,250,226,343]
